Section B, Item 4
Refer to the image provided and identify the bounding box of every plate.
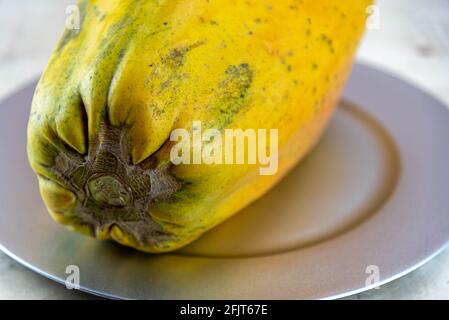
[1,64,449,299]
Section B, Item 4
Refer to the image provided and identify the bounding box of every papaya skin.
[27,0,372,253]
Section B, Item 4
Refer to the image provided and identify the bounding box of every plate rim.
[1,63,449,299]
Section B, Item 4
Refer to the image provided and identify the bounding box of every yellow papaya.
[27,0,371,253]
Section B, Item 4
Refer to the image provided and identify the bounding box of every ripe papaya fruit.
[27,0,371,253]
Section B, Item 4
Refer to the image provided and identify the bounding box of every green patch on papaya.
[144,41,205,116]
[57,30,78,52]
[210,63,253,128]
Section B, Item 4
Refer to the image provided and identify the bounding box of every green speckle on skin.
[57,30,78,52]
[211,63,253,128]
[320,33,335,53]
[148,41,204,97]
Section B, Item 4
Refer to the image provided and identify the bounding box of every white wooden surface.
[0,0,448,300]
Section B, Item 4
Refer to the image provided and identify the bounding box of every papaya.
[27,0,371,253]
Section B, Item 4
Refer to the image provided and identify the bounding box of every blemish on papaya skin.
[91,5,101,17]
[163,41,206,69]
[320,33,335,53]
[150,40,205,93]
[210,63,253,128]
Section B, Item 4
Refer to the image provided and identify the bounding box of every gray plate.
[1,64,449,299]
